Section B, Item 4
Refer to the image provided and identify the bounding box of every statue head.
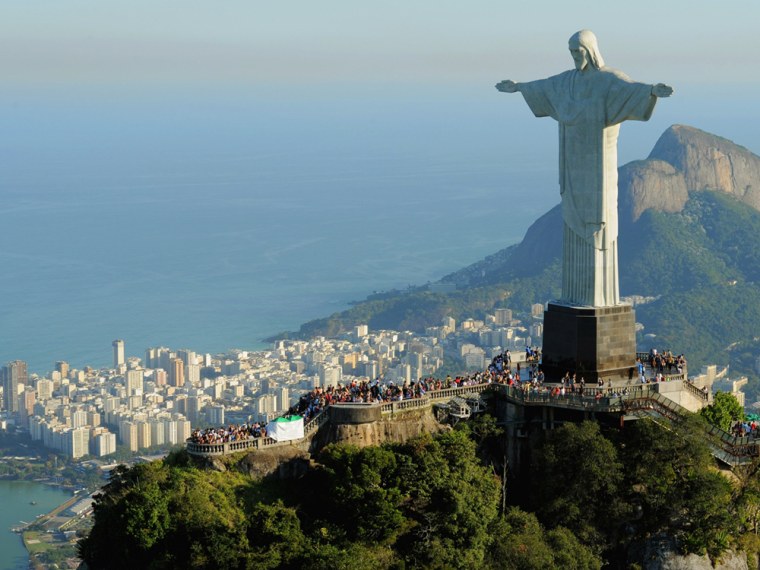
[568,29,605,71]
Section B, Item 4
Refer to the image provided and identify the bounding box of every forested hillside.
[79,414,760,569]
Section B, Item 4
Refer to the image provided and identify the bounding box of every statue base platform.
[541,303,636,384]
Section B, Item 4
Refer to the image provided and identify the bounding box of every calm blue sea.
[1,84,757,374]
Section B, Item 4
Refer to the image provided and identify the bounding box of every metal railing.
[186,380,750,465]
[496,383,758,466]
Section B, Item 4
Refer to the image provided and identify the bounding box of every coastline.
[0,480,74,570]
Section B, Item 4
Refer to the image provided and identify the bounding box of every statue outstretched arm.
[651,83,673,98]
[495,80,520,93]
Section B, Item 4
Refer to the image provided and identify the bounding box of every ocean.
[1,84,756,374]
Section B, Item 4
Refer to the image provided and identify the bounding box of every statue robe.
[520,68,656,307]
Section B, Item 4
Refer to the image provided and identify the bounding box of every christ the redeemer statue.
[496,30,672,307]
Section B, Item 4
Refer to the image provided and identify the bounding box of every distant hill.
[286,125,760,373]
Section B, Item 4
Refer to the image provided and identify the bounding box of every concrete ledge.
[329,404,382,424]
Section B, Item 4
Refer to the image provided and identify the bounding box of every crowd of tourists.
[291,372,493,424]
[189,422,267,444]
[190,345,692,445]
[732,420,760,438]
[640,349,687,375]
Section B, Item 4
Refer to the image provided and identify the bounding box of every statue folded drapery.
[496,30,672,307]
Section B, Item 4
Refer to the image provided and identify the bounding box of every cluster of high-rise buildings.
[0,307,542,460]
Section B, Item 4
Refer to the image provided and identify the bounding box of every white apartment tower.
[112,339,125,369]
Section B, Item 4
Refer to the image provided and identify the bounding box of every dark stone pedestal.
[541,303,636,384]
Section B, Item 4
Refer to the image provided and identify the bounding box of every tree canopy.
[80,413,751,569]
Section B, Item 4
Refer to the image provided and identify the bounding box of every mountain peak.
[620,124,760,221]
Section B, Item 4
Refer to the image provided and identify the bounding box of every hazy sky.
[2,1,759,371]
[2,0,758,90]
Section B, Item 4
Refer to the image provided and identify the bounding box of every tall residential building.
[169,358,185,388]
[93,432,117,457]
[154,369,167,386]
[2,360,27,414]
[19,388,36,429]
[354,324,369,339]
[119,421,138,452]
[66,427,89,459]
[186,396,202,424]
[278,387,290,412]
[112,340,125,369]
[150,421,165,447]
[175,418,192,443]
[145,347,171,370]
[71,410,88,428]
[163,419,179,445]
[36,378,53,401]
[55,361,70,379]
[257,394,278,417]
[137,422,151,449]
[186,363,200,386]
[125,369,144,397]
[319,364,342,389]
[494,308,513,326]
[206,405,225,426]
[177,349,197,367]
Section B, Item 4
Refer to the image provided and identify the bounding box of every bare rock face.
[236,446,311,480]
[633,535,749,570]
[650,125,760,207]
[620,124,760,221]
[314,408,447,450]
[640,549,748,570]
[619,159,689,222]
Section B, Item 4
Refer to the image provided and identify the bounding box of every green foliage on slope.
[79,428,599,570]
[79,411,760,569]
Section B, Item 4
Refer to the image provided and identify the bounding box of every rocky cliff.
[311,408,447,450]
[620,124,760,221]
[446,123,760,284]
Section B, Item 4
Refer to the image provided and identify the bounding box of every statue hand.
[651,83,673,98]
[495,80,519,93]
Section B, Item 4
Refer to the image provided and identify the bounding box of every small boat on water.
[29,501,37,505]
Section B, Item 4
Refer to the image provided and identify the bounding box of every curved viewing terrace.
[182,376,760,467]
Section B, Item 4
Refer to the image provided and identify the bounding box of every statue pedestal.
[541,303,636,383]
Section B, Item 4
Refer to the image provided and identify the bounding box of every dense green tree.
[701,391,745,431]
[78,462,171,568]
[618,416,734,559]
[485,508,601,570]
[79,462,252,570]
[161,468,251,569]
[317,444,405,542]
[247,501,307,569]
[486,509,555,570]
[530,421,628,547]
[393,430,501,569]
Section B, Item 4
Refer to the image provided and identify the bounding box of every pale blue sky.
[1,0,758,88]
